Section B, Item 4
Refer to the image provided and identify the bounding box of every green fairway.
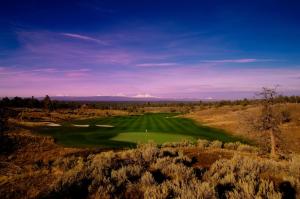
[34,113,243,148]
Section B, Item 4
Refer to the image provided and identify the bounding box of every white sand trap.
[72,124,90,127]
[46,122,61,127]
[96,124,114,128]
[18,121,61,127]
[165,116,177,118]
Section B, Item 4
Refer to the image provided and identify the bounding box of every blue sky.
[0,0,300,99]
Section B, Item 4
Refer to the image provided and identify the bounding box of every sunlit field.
[34,113,242,148]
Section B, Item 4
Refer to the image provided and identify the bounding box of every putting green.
[34,113,244,148]
[110,132,194,144]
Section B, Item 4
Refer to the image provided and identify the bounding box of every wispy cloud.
[31,68,58,73]
[1,28,298,98]
[61,33,109,45]
[64,68,91,78]
[135,62,178,67]
[201,58,272,63]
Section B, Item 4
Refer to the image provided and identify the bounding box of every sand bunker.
[165,116,177,119]
[17,121,61,127]
[96,124,114,128]
[72,124,90,127]
[46,122,61,127]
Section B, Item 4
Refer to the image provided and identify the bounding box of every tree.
[42,95,53,112]
[0,107,18,153]
[257,87,281,157]
[0,108,8,134]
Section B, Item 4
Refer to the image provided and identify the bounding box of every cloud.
[135,62,178,67]
[201,58,271,63]
[64,71,88,78]
[31,68,58,73]
[13,31,152,66]
[61,33,109,45]
[63,68,91,78]
[1,28,298,98]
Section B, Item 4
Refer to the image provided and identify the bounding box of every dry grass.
[11,108,128,124]
[1,132,299,199]
[185,103,300,153]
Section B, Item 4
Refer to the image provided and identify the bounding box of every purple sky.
[1,1,300,99]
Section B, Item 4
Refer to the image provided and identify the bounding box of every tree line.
[0,96,81,110]
[0,95,299,110]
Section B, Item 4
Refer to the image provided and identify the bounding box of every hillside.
[186,103,300,154]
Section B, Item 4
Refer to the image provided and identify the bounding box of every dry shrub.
[119,148,143,163]
[226,180,281,199]
[161,142,177,148]
[196,139,210,149]
[160,163,195,184]
[111,167,129,187]
[287,154,300,195]
[158,148,178,158]
[5,139,300,199]
[209,140,223,148]
[143,183,171,199]
[279,109,291,123]
[140,171,155,186]
[137,141,159,162]
[203,154,299,198]
[151,157,174,172]
[236,144,258,153]
[223,142,241,150]
[161,140,193,148]
[289,154,300,176]
[111,165,143,186]
[173,153,193,166]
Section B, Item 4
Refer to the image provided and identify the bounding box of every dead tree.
[257,87,281,157]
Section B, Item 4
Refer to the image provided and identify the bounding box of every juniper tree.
[43,95,53,112]
[257,87,281,157]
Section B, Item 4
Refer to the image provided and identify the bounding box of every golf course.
[34,113,243,148]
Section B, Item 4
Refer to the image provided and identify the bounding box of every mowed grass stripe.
[159,116,182,133]
[118,116,137,130]
[139,114,148,131]
[166,117,194,135]
[130,115,145,131]
[147,114,158,132]
[152,114,170,132]
[109,116,128,127]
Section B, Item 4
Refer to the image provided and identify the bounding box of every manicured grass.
[34,113,244,148]
[111,132,194,144]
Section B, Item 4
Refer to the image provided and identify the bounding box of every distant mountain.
[46,96,193,102]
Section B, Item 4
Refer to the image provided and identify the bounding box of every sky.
[0,0,300,99]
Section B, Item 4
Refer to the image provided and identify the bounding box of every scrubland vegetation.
[1,137,299,199]
[1,92,300,198]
